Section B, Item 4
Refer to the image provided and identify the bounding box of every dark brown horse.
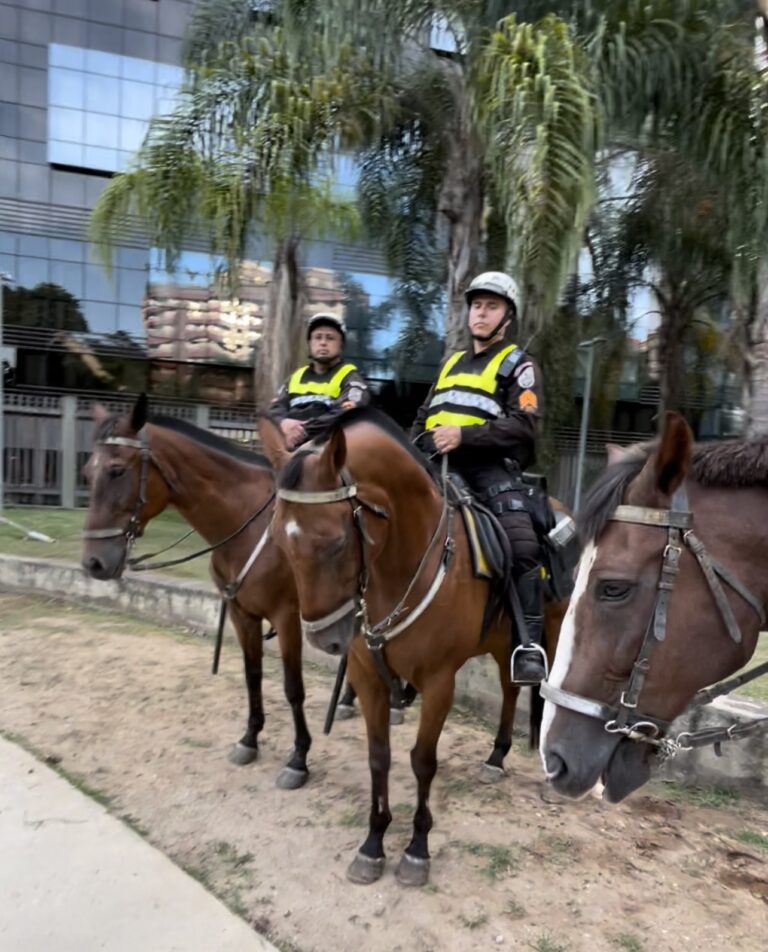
[540,412,768,803]
[81,395,312,789]
[260,407,566,887]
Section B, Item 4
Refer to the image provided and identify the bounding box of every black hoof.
[479,762,506,785]
[346,852,385,885]
[389,708,405,726]
[229,743,258,766]
[336,704,356,721]
[275,766,309,790]
[395,852,430,887]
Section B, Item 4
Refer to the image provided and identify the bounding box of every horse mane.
[277,407,438,490]
[579,435,768,542]
[95,412,272,470]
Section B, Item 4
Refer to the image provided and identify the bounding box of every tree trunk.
[657,297,690,420]
[745,263,768,437]
[437,78,484,355]
[254,237,306,409]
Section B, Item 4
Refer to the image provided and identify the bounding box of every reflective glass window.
[49,44,85,70]
[49,68,85,109]
[50,260,85,299]
[121,80,157,121]
[49,140,84,167]
[85,263,117,302]
[17,257,51,287]
[84,145,119,171]
[119,117,146,152]
[118,267,147,303]
[83,300,118,333]
[18,236,49,258]
[85,50,120,78]
[121,55,155,83]
[49,106,84,143]
[117,304,143,335]
[50,238,85,263]
[85,76,120,115]
[85,112,119,149]
[0,232,16,254]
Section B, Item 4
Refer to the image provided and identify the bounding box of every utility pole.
[573,336,606,512]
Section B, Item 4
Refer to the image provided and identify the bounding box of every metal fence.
[2,391,644,509]
[2,391,263,507]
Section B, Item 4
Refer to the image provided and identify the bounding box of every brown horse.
[81,394,312,789]
[260,407,566,887]
[540,412,768,803]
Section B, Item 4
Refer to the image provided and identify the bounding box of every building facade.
[0,0,439,414]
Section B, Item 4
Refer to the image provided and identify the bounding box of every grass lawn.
[0,506,212,583]
[2,506,768,703]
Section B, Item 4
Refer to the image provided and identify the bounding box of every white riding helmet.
[307,312,346,340]
[464,272,520,312]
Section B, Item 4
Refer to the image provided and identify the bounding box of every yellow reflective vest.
[287,363,358,410]
[425,344,518,430]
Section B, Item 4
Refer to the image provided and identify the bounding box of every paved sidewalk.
[0,736,276,952]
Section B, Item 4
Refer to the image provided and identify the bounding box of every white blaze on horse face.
[285,519,302,539]
[539,542,598,767]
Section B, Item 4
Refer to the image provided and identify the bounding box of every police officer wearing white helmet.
[269,312,370,449]
[410,272,547,683]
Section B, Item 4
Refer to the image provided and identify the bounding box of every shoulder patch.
[515,362,535,390]
[519,389,538,413]
[346,386,365,404]
[498,349,523,378]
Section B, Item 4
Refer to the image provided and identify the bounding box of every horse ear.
[257,415,290,471]
[92,402,109,425]
[130,392,148,432]
[655,411,693,496]
[319,428,346,478]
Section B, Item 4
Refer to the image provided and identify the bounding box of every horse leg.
[346,649,392,885]
[337,680,357,720]
[338,679,407,726]
[396,672,455,887]
[481,638,520,783]
[274,609,312,790]
[227,602,265,766]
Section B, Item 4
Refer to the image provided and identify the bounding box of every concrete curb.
[1,554,766,792]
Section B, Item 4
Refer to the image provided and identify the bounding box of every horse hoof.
[389,708,405,726]
[395,852,430,887]
[275,766,309,790]
[346,852,385,885]
[336,704,356,721]
[479,763,506,785]
[229,743,258,766]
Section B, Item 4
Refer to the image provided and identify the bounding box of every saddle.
[446,475,510,582]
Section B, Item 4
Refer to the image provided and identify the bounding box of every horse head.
[540,412,766,803]
[82,393,174,580]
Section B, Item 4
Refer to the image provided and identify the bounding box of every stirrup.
[510,644,549,684]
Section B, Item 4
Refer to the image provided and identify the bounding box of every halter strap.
[277,485,359,504]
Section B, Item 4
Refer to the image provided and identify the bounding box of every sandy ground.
[0,592,766,952]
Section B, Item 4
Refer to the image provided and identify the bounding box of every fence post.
[61,395,77,509]
[195,404,210,431]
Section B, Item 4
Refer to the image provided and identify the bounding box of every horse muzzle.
[300,598,358,655]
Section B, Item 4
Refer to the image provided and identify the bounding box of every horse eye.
[597,580,633,603]
[109,466,126,479]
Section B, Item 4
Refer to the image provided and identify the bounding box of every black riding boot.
[511,566,548,684]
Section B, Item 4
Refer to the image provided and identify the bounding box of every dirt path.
[1,592,766,952]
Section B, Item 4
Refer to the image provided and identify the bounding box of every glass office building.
[0,0,441,408]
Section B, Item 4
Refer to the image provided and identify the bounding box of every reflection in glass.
[85,263,117,303]
[49,140,84,167]
[50,260,84,299]
[17,258,51,287]
[49,106,84,143]
[50,238,85,263]
[49,44,85,70]
[121,80,157,121]
[119,117,147,152]
[85,76,120,115]
[18,235,49,258]
[117,305,144,335]
[82,300,117,332]
[84,145,119,171]
[48,67,85,109]
[85,49,120,78]
[85,112,119,149]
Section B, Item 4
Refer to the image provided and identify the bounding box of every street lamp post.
[573,336,607,513]
[0,271,13,513]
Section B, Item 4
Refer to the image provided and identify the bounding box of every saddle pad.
[460,504,507,581]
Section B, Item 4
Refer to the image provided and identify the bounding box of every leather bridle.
[540,483,768,759]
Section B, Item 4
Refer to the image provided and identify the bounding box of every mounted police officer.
[410,271,547,684]
[269,312,370,449]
